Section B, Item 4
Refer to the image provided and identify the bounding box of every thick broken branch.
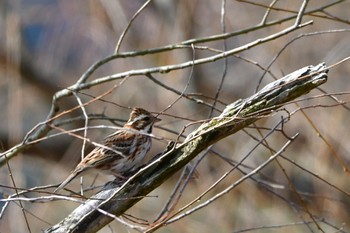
[46,63,328,233]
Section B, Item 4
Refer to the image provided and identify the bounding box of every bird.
[54,107,161,193]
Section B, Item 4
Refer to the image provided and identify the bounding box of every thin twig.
[114,0,152,53]
[259,0,279,25]
[163,134,298,227]
[72,91,90,195]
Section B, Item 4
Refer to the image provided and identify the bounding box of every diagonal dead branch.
[45,63,328,233]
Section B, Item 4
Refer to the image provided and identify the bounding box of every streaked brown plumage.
[54,108,160,193]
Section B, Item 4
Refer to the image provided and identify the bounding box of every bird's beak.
[154,117,161,122]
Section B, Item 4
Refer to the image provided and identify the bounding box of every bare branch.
[45,63,328,233]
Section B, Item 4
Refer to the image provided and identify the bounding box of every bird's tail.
[53,172,79,193]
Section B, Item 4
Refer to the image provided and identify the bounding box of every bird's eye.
[144,116,150,121]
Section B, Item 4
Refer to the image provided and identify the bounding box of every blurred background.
[1,0,350,232]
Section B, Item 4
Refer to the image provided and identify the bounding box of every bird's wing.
[77,130,137,168]
[54,130,138,192]
[103,130,137,155]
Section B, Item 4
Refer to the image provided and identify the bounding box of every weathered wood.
[46,63,328,233]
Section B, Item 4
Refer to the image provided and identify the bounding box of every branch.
[45,63,328,233]
[0,17,313,166]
